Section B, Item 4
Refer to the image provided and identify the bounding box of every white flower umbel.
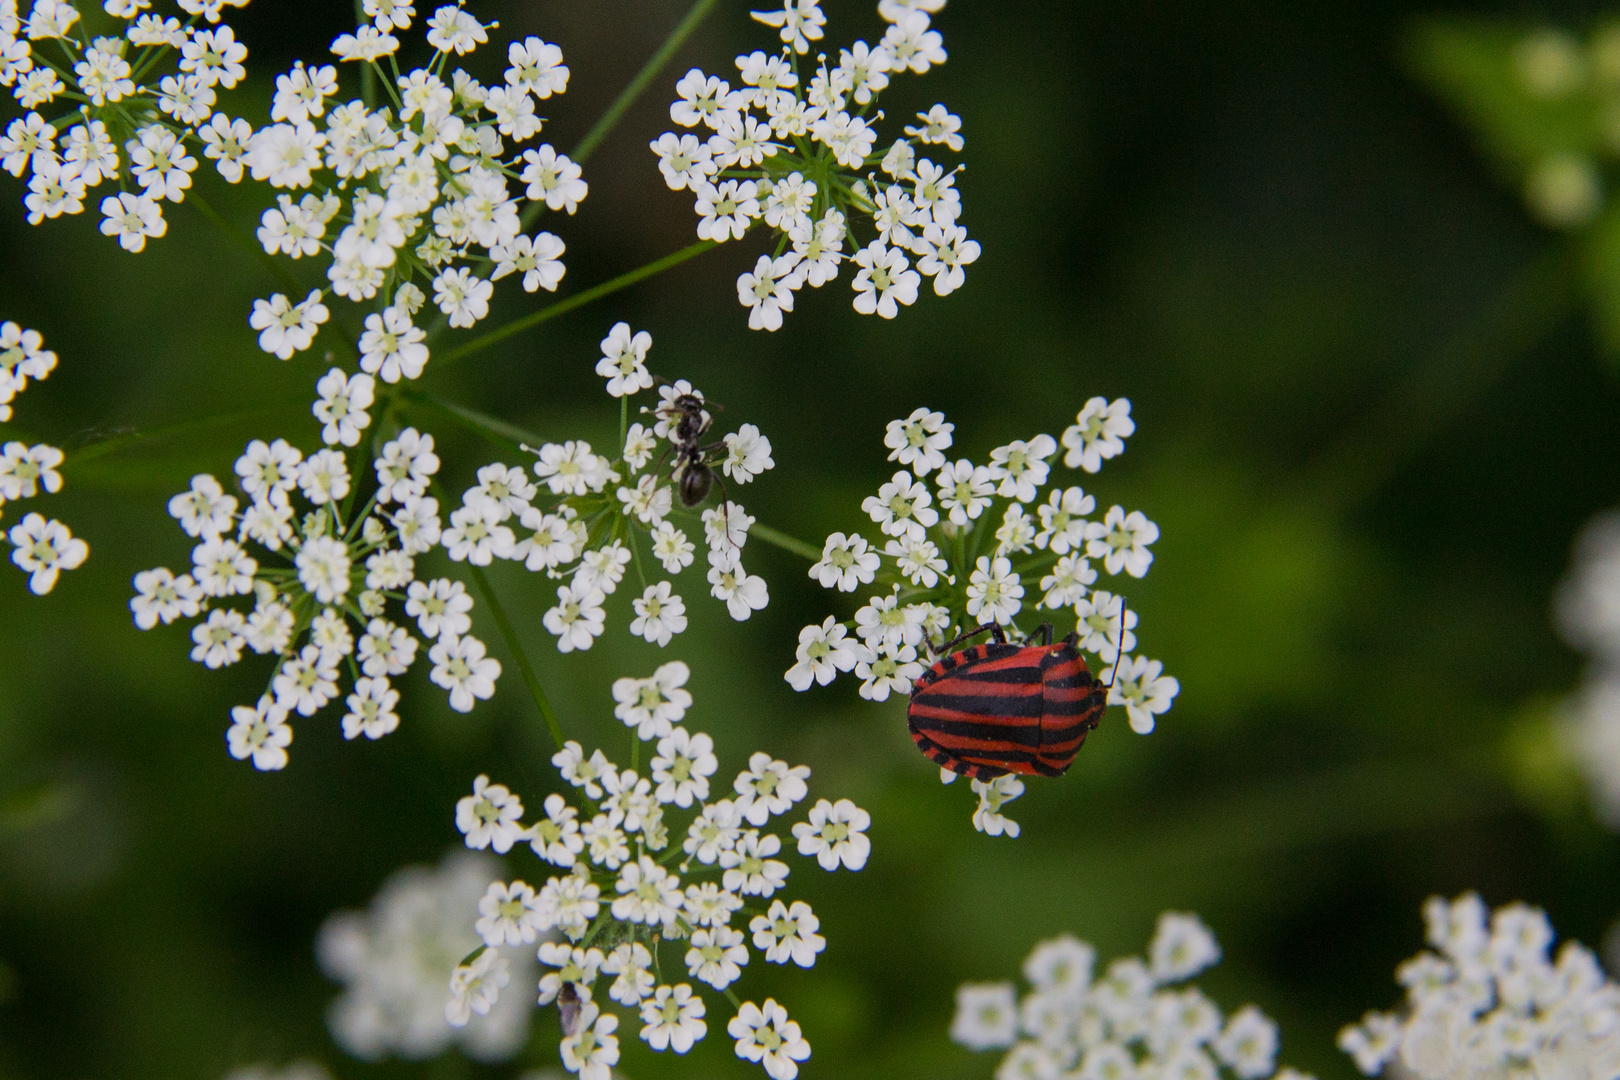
[1338,893,1620,1080]
[0,4,262,250]
[453,666,868,1078]
[318,850,536,1062]
[955,912,1307,1080]
[651,0,975,329]
[224,8,584,378]
[785,401,1172,833]
[131,427,501,766]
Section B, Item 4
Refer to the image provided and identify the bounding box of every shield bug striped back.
[907,624,1107,780]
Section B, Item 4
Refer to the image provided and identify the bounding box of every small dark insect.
[653,388,731,510]
[907,622,1108,780]
[557,981,584,1037]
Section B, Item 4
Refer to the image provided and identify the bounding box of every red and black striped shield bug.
[907,622,1108,780]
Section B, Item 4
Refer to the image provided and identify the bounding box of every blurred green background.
[4,0,1620,1077]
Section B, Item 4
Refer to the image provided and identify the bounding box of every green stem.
[429,240,719,371]
[402,390,542,453]
[570,0,721,166]
[748,522,821,562]
[466,564,566,752]
[191,190,307,299]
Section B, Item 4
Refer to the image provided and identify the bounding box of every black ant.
[646,382,748,559]
[650,386,730,509]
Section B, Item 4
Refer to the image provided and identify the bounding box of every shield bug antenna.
[1104,594,1127,691]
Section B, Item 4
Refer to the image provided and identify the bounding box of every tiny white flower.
[640,982,707,1053]
[987,434,1058,503]
[272,644,340,717]
[851,238,920,318]
[190,608,246,669]
[445,948,508,1028]
[791,798,871,871]
[1041,553,1099,610]
[728,998,811,1079]
[341,675,400,739]
[885,407,954,477]
[751,899,825,967]
[651,521,696,573]
[687,924,748,990]
[721,829,790,897]
[1087,505,1159,578]
[357,306,429,383]
[429,634,502,712]
[708,561,769,620]
[168,474,237,537]
[130,568,203,629]
[1062,397,1135,474]
[226,694,294,770]
[950,982,1018,1050]
[862,470,939,540]
[603,941,656,1006]
[733,751,811,826]
[651,727,717,807]
[1149,911,1222,981]
[785,616,870,690]
[737,252,801,331]
[966,555,1023,625]
[612,661,693,740]
[312,367,374,447]
[596,321,654,397]
[543,583,607,652]
[809,532,881,592]
[1103,655,1179,734]
[250,291,329,359]
[455,773,525,852]
[971,774,1024,837]
[631,582,688,646]
[475,879,546,947]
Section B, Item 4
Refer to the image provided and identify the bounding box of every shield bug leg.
[1031,622,1055,646]
[1062,630,1080,649]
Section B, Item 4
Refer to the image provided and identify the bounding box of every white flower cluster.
[450,663,868,1080]
[0,319,87,595]
[130,418,503,770]
[242,3,579,372]
[953,911,1313,1080]
[1555,510,1620,826]
[318,850,536,1063]
[1338,893,1620,1080]
[444,326,776,652]
[0,0,253,249]
[785,398,1177,831]
[650,0,978,330]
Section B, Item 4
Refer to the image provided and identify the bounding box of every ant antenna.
[1103,594,1127,692]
